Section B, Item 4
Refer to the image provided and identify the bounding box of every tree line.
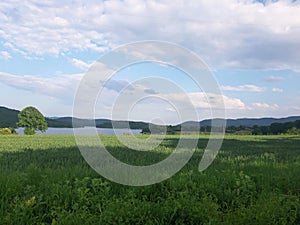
[251,120,300,135]
[141,120,300,135]
[211,120,300,135]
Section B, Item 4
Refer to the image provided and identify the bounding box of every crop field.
[0,134,300,224]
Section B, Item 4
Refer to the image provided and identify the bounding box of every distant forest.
[226,120,300,135]
[142,120,300,135]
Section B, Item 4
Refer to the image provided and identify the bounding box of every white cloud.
[70,58,91,71]
[95,89,243,123]
[1,70,297,121]
[221,84,264,92]
[0,51,12,60]
[185,92,245,110]
[250,102,279,110]
[263,75,284,83]
[272,87,283,92]
[0,0,300,70]
[0,72,82,103]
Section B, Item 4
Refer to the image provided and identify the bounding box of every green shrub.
[287,127,300,135]
[0,127,17,135]
[24,127,35,135]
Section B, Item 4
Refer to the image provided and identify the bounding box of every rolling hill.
[0,106,19,128]
[1,106,300,129]
[182,116,300,128]
[0,106,72,128]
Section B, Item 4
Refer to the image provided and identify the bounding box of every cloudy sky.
[0,0,300,123]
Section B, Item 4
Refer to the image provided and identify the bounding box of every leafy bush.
[24,127,35,135]
[0,127,17,135]
[287,127,300,135]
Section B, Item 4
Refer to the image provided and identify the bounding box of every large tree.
[17,106,48,135]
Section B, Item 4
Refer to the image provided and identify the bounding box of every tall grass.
[0,134,299,224]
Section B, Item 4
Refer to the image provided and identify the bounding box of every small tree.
[17,106,48,135]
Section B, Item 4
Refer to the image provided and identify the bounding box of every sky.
[0,0,300,124]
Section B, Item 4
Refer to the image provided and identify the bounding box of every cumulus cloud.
[221,84,264,92]
[263,75,284,83]
[0,72,82,102]
[70,58,91,71]
[223,101,285,118]
[1,70,296,121]
[250,102,279,110]
[185,92,245,110]
[272,87,283,92]
[0,51,12,60]
[0,0,300,70]
[96,89,243,123]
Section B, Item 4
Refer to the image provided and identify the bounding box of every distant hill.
[182,116,300,128]
[0,106,73,128]
[56,117,111,127]
[0,106,19,128]
[1,105,300,129]
[97,121,150,129]
[0,106,151,129]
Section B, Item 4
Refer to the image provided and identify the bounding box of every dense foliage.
[252,120,300,135]
[0,134,299,224]
[142,120,300,135]
[17,106,48,135]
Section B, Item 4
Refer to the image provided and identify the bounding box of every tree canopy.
[17,106,48,135]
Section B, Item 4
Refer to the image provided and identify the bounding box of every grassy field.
[0,134,300,224]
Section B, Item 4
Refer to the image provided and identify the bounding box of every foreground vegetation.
[0,134,300,224]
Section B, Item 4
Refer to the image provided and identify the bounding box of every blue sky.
[0,0,300,123]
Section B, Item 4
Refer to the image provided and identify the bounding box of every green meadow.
[0,134,300,224]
